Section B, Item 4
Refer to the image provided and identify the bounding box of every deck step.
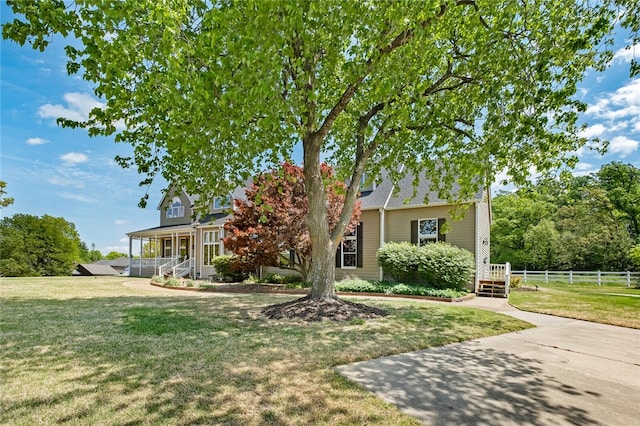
[478,280,507,298]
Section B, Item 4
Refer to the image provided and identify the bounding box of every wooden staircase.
[478,280,508,298]
[477,263,511,298]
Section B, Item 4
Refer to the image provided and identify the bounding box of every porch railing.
[158,258,181,276]
[129,257,174,276]
[171,258,195,278]
[486,263,511,296]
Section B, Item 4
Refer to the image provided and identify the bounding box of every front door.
[179,237,188,260]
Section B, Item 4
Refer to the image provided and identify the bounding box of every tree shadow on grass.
[1,294,429,425]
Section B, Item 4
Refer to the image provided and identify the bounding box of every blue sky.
[1,4,639,255]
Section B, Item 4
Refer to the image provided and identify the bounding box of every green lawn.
[509,282,640,329]
[0,276,531,426]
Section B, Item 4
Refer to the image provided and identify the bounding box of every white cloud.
[573,162,595,176]
[578,123,606,139]
[613,43,639,63]
[59,192,96,203]
[610,78,640,106]
[60,152,89,166]
[26,137,49,145]
[38,92,105,123]
[119,237,129,243]
[114,219,129,226]
[586,78,640,120]
[609,135,639,157]
[48,176,86,188]
[634,121,640,132]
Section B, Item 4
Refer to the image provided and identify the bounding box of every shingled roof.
[74,264,121,276]
[359,170,485,211]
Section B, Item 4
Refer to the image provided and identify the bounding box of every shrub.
[510,276,522,289]
[151,275,163,284]
[212,255,247,282]
[376,242,421,282]
[165,277,181,287]
[417,242,475,291]
[334,278,468,298]
[335,278,381,293]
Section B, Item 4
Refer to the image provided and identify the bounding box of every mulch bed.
[261,295,388,322]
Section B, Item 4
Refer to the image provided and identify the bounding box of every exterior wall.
[159,189,193,227]
[476,194,491,285]
[385,204,476,254]
[335,209,381,281]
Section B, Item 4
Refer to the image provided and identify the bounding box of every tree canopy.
[0,214,84,276]
[0,181,14,208]
[3,1,632,300]
[491,162,639,271]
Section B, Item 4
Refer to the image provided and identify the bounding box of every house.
[127,171,492,292]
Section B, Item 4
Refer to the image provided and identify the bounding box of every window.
[214,195,231,209]
[203,229,221,266]
[336,223,363,268]
[411,218,445,246]
[341,228,357,268]
[166,197,185,218]
[418,218,438,246]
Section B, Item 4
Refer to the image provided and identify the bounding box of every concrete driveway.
[335,298,640,426]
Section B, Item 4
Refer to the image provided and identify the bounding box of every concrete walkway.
[335,297,640,426]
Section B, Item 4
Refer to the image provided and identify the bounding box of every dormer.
[359,172,377,193]
[158,187,194,226]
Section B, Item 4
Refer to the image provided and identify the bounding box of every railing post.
[597,270,601,286]
[524,269,527,284]
[627,271,631,288]
[569,270,573,284]
[545,270,548,284]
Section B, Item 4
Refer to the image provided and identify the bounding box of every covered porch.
[127,224,197,278]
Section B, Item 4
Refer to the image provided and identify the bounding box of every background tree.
[596,162,640,242]
[523,219,561,270]
[491,163,637,271]
[0,181,14,208]
[224,163,360,282]
[0,214,83,276]
[3,1,627,308]
[141,240,161,259]
[104,251,128,260]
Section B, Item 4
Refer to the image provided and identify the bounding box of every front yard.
[509,282,640,329]
[1,276,530,425]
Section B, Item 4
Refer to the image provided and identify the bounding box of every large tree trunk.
[303,133,338,300]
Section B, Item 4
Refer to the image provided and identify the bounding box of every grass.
[0,276,531,426]
[509,281,640,329]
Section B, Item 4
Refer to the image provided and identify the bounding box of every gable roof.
[359,169,485,211]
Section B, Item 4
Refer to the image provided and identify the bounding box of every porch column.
[138,237,143,276]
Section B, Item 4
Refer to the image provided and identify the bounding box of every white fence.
[512,270,640,287]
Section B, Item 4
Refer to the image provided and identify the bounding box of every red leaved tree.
[223,162,361,282]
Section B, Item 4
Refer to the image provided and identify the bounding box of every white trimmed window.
[341,228,357,268]
[418,218,438,246]
[166,197,185,218]
[203,229,221,266]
